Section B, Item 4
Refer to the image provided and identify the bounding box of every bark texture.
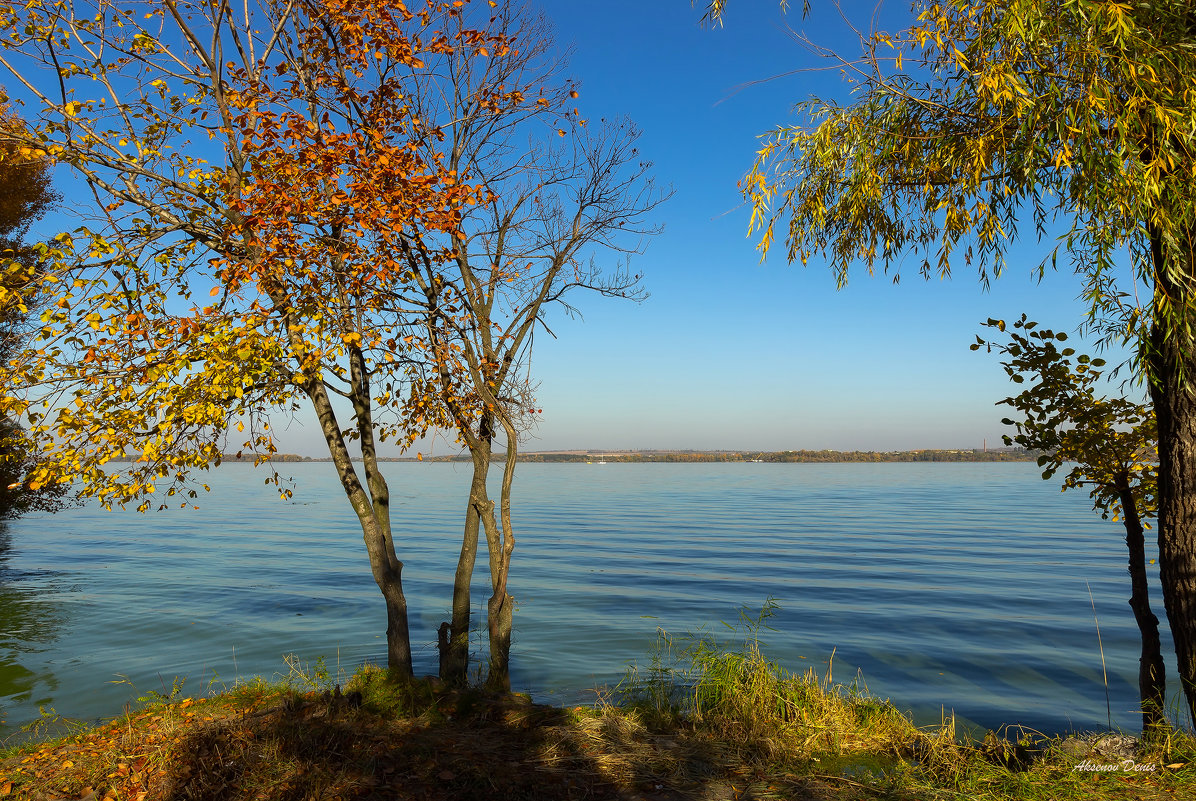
[485,421,518,693]
[1150,339,1196,723]
[441,420,492,685]
[305,351,412,678]
[1149,229,1196,724]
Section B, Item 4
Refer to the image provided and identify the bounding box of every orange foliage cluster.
[0,0,537,507]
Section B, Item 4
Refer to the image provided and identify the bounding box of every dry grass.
[1,666,1193,801]
[614,600,934,762]
[0,674,874,801]
[2,605,1195,801]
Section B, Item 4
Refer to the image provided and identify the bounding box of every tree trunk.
[441,492,478,683]
[376,542,413,677]
[486,590,513,692]
[441,419,492,685]
[485,418,518,692]
[1116,478,1168,734]
[306,374,413,678]
[1149,229,1196,725]
[1150,336,1196,725]
[476,486,507,691]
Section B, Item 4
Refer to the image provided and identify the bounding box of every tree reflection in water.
[0,523,63,734]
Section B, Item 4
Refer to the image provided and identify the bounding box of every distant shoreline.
[186,448,1037,464]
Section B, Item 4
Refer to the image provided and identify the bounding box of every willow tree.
[708,0,1196,720]
[396,6,663,689]
[975,315,1164,733]
[0,0,508,676]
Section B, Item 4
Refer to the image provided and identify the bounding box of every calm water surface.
[0,462,1176,736]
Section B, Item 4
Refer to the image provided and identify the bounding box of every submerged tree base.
[2,661,1194,801]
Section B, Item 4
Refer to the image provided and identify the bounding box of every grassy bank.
[2,619,1194,800]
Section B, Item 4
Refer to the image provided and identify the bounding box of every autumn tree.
[706,0,1196,720]
[0,0,511,677]
[395,6,663,689]
[974,315,1165,733]
[0,94,65,516]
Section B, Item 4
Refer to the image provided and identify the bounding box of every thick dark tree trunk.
[1116,479,1168,734]
[1150,337,1196,725]
[1149,230,1196,725]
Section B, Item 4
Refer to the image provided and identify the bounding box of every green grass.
[610,599,1196,800]
[1,605,1194,800]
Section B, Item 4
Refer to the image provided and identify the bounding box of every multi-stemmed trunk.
[483,418,518,692]
[439,411,517,691]
[440,414,493,685]
[1115,475,1168,734]
[305,345,413,678]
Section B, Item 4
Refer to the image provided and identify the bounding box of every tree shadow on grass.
[156,684,848,801]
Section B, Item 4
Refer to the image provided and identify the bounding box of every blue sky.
[13,0,1145,457]
[465,0,1142,454]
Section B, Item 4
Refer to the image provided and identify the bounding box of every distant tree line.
[750,449,1034,464]
[0,1,658,689]
[420,449,1037,464]
[106,448,1037,465]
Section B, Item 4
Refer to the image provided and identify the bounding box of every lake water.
[0,461,1179,738]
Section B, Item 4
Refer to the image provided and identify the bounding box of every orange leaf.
[209,286,220,296]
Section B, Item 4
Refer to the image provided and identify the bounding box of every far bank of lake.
[0,462,1174,736]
